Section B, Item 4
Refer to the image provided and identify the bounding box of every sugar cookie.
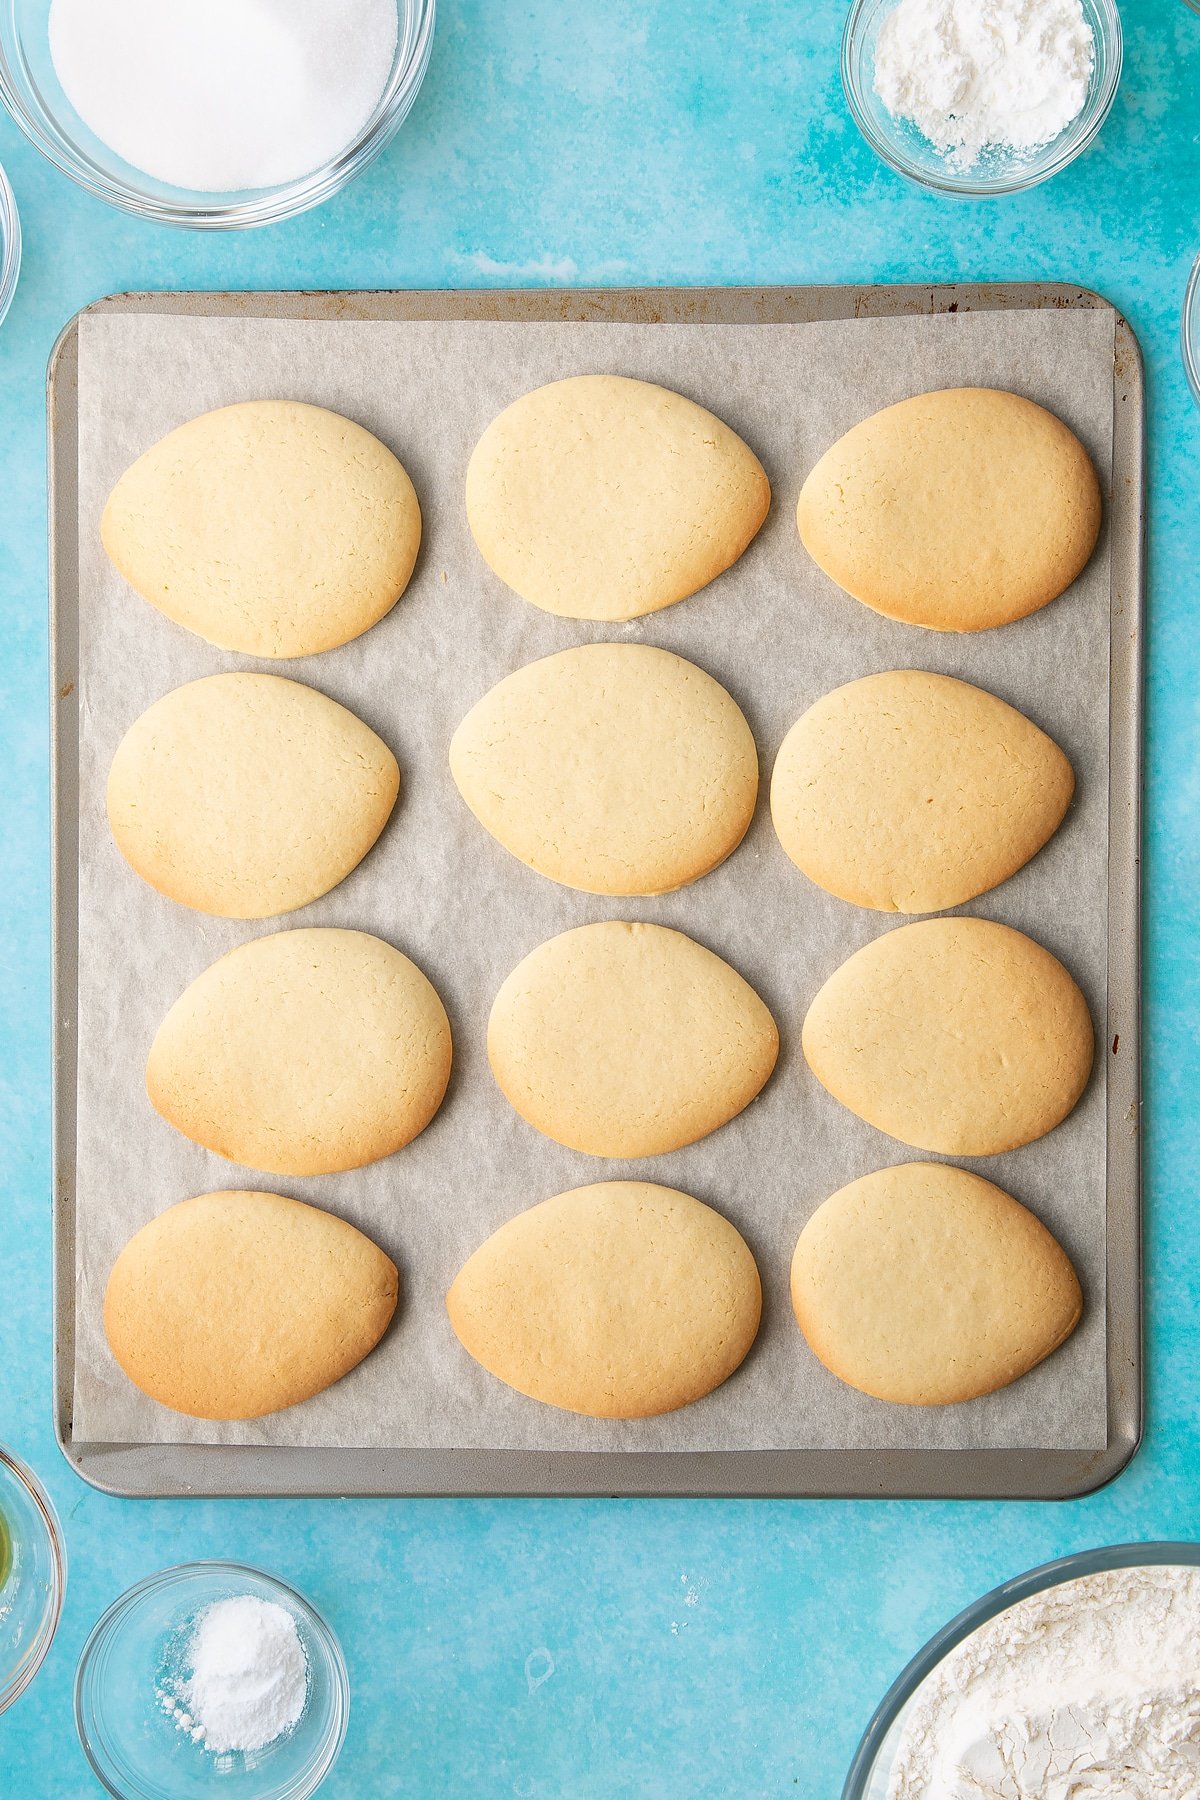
[108,673,400,918]
[790,1163,1082,1405]
[488,922,778,1157]
[147,928,452,1175]
[451,644,758,895]
[796,388,1101,631]
[466,374,770,621]
[102,400,421,657]
[448,1181,761,1417]
[771,670,1073,912]
[105,1190,398,1420]
[802,917,1093,1155]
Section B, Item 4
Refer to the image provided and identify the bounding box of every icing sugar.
[873,0,1095,170]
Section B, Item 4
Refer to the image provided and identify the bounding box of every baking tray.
[49,284,1143,1499]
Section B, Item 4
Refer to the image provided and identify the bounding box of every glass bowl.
[842,0,1122,196]
[0,160,19,326]
[1183,253,1200,406]
[0,0,435,229]
[0,1445,66,1713]
[75,1562,349,1800]
[843,1541,1200,1798]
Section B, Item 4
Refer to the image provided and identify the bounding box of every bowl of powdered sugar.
[843,1542,1200,1799]
[75,1562,348,1799]
[0,0,435,228]
[842,0,1122,195]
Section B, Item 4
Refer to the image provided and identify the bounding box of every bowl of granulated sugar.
[0,0,435,228]
[842,0,1121,195]
[75,1562,349,1800]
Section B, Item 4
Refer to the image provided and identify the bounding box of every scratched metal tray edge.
[48,283,1143,1501]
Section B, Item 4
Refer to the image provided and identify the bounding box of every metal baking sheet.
[49,285,1142,1499]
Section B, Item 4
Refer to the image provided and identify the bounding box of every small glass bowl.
[842,0,1122,196]
[1183,253,1200,407]
[0,162,20,327]
[0,0,435,230]
[0,1445,66,1714]
[75,1563,349,1800]
[843,1541,1200,1797]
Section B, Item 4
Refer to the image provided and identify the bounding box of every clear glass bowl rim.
[0,0,435,229]
[0,160,20,325]
[1183,252,1200,406]
[842,1541,1200,1796]
[0,1442,67,1713]
[840,0,1123,197]
[74,1560,350,1800]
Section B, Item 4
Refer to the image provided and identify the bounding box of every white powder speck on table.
[887,1564,1200,1798]
[48,0,399,193]
[159,1595,308,1755]
[873,0,1095,170]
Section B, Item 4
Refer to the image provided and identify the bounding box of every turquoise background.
[2,2,1198,1793]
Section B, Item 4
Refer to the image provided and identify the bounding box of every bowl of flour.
[842,0,1122,195]
[843,1544,1200,1800]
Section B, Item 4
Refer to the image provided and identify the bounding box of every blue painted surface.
[1,3,1198,1793]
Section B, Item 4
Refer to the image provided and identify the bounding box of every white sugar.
[48,0,399,193]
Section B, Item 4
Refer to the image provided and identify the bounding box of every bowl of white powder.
[75,1562,348,1799]
[842,1542,1200,1799]
[0,0,435,228]
[842,0,1122,195]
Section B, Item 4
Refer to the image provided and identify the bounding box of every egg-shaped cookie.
[796,388,1102,632]
[105,1190,398,1420]
[147,928,452,1176]
[450,644,759,896]
[489,922,778,1157]
[108,673,400,919]
[447,1181,762,1417]
[465,375,770,621]
[790,1163,1082,1405]
[101,400,421,657]
[802,918,1093,1155]
[771,671,1074,913]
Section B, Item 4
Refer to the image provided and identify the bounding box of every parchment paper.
[71,305,1114,1453]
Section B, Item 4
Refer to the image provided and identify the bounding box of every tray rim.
[49,281,1144,1500]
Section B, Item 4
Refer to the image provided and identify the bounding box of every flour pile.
[888,1564,1200,1799]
